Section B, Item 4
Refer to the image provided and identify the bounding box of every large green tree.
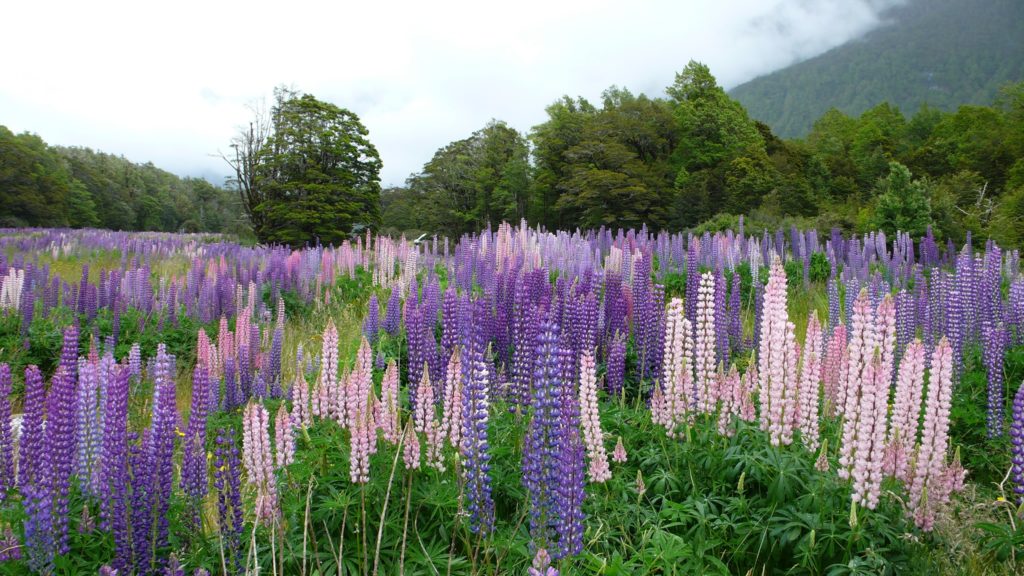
[233,88,382,246]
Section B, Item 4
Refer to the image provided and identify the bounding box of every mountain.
[729,0,1024,138]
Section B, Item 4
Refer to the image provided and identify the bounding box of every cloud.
[0,0,906,187]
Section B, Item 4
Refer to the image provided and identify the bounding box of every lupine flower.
[350,398,374,482]
[181,365,211,530]
[242,402,278,524]
[657,297,695,435]
[402,420,421,471]
[292,370,311,429]
[716,365,742,436]
[758,257,798,446]
[76,357,102,496]
[275,404,295,469]
[983,324,1008,437]
[379,360,401,444]
[815,439,830,472]
[0,527,21,561]
[100,366,131,570]
[909,338,957,530]
[612,436,627,463]
[383,287,401,336]
[578,350,610,483]
[460,300,494,534]
[363,293,380,344]
[886,339,925,482]
[821,324,847,417]
[414,365,435,434]
[214,428,244,574]
[1010,380,1024,504]
[48,324,80,554]
[847,352,888,510]
[797,312,823,451]
[0,365,12,501]
[695,271,718,413]
[605,331,626,397]
[528,548,559,576]
[439,348,464,451]
[839,290,875,480]
[316,319,340,421]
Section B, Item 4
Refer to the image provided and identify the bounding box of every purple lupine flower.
[48,324,80,555]
[983,324,1008,438]
[136,344,177,572]
[181,365,211,529]
[128,342,142,384]
[685,238,699,325]
[267,299,284,398]
[20,364,53,572]
[383,287,401,337]
[460,299,494,534]
[714,268,729,365]
[1010,382,1024,504]
[76,357,102,497]
[363,293,380,345]
[606,331,626,397]
[101,366,131,571]
[214,428,244,575]
[728,271,743,355]
[0,364,12,501]
[1009,277,1024,346]
[441,287,459,365]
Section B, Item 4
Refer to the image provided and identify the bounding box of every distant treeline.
[384,63,1024,247]
[0,126,246,234]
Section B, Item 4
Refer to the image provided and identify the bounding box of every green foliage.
[873,162,933,237]
[253,89,382,246]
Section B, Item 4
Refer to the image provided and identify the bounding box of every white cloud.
[0,0,904,186]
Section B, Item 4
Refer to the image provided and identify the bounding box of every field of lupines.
[0,223,1023,575]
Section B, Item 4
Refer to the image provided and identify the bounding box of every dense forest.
[385,62,1024,248]
[0,126,245,234]
[730,0,1024,138]
[4,65,1024,248]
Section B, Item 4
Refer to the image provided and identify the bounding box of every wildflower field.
[0,223,1022,575]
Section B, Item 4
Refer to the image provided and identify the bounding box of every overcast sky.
[1,0,904,187]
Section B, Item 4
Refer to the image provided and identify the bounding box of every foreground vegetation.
[0,226,1022,575]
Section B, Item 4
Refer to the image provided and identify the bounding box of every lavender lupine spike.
[1010,381,1024,505]
[267,299,285,398]
[0,365,12,501]
[714,268,729,364]
[20,365,52,572]
[100,366,131,570]
[75,357,102,496]
[181,365,211,530]
[605,331,626,397]
[982,324,1008,438]
[48,324,80,555]
[728,271,742,355]
[460,301,494,534]
[139,344,177,569]
[383,287,401,337]
[214,429,244,574]
[363,293,380,344]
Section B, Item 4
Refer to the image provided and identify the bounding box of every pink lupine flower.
[695,272,718,414]
[738,361,757,422]
[274,404,294,468]
[578,350,610,483]
[821,324,847,416]
[529,548,559,576]
[797,312,823,451]
[612,436,627,463]
[315,319,340,420]
[439,348,464,450]
[839,289,875,481]
[414,365,434,434]
[292,371,311,428]
[346,337,373,431]
[242,402,278,523]
[716,365,741,436]
[757,256,799,446]
[886,339,925,482]
[402,420,421,471]
[659,297,695,436]
[815,439,830,472]
[424,420,445,471]
[876,295,897,386]
[378,360,401,444]
[350,405,372,484]
[909,338,957,530]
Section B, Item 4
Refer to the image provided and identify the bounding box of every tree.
[873,162,932,238]
[229,88,382,246]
